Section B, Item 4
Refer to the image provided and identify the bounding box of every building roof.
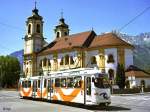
[125,65,150,78]
[38,31,134,55]
[125,71,150,78]
[126,65,143,72]
[39,31,96,55]
[89,33,134,48]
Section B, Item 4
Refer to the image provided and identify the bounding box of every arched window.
[36,24,40,33]
[65,55,69,65]
[39,60,42,67]
[43,58,47,67]
[48,59,51,67]
[56,32,60,38]
[91,56,97,64]
[141,80,145,88]
[28,24,31,34]
[108,69,114,80]
[107,54,115,63]
[60,57,64,65]
[64,32,68,36]
[125,80,130,88]
[70,56,74,65]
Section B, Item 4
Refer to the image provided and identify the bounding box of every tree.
[0,56,20,88]
[116,63,125,89]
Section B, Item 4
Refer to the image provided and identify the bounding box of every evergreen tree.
[116,63,125,89]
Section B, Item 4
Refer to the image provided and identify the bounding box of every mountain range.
[119,32,150,72]
[9,32,150,72]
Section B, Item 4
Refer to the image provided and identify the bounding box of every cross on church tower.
[35,0,37,9]
[61,9,64,18]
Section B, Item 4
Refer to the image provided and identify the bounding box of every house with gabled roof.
[125,65,150,88]
[23,6,134,83]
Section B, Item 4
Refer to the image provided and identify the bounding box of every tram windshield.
[93,74,110,88]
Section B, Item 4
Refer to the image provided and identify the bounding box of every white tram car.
[19,68,111,105]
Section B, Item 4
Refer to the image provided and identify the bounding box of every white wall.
[127,76,150,88]
[127,76,136,88]
[136,78,150,88]
[24,40,33,54]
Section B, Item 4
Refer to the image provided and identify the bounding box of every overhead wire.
[0,20,25,53]
[118,6,150,32]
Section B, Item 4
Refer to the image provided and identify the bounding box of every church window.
[70,56,74,65]
[107,54,115,63]
[48,59,51,67]
[36,24,40,33]
[65,55,69,65]
[56,32,60,38]
[28,24,31,34]
[91,56,97,64]
[64,32,67,36]
[43,58,47,67]
[108,69,114,80]
[60,57,64,65]
[39,60,42,67]
[141,80,145,88]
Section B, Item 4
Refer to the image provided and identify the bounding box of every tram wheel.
[99,102,110,107]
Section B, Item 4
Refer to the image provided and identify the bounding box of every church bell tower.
[54,13,69,38]
[23,3,44,77]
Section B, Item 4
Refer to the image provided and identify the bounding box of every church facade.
[23,7,134,83]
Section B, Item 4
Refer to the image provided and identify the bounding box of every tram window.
[74,76,82,88]
[28,81,31,88]
[44,79,47,88]
[33,81,37,92]
[48,80,50,92]
[38,80,40,88]
[25,81,28,88]
[55,78,60,87]
[51,79,54,93]
[94,77,109,88]
[61,78,66,87]
[67,77,74,88]
[22,81,25,88]
[86,77,91,95]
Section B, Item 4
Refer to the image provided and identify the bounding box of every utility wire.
[118,6,150,31]
[0,20,24,52]
[0,21,24,31]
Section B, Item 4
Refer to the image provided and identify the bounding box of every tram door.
[33,80,37,98]
[86,77,92,104]
[47,78,54,101]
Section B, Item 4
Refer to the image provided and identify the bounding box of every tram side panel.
[48,76,85,104]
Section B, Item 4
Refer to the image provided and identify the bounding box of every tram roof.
[47,67,101,77]
[20,68,107,80]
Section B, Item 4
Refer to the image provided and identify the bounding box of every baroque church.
[23,6,134,83]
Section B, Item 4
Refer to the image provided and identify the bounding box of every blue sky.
[0,0,150,55]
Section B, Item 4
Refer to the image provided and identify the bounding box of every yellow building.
[23,6,134,82]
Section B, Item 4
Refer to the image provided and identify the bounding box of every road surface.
[0,90,150,112]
